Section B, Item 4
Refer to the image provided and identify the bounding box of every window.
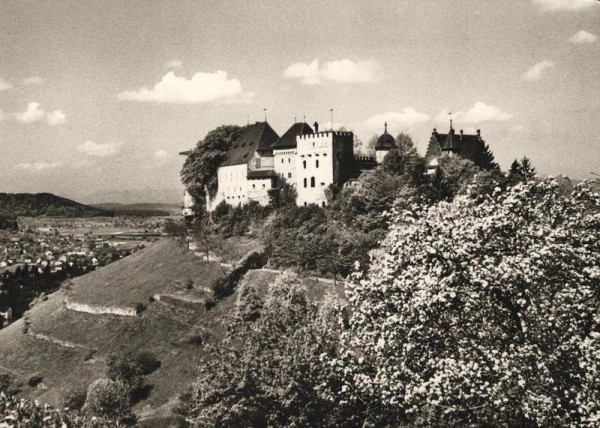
[304,178,307,188]
[322,201,326,207]
[281,158,284,164]
[303,160,306,169]
[310,177,315,187]
[288,172,292,178]
[252,184,255,189]
[304,202,307,207]
[288,158,291,163]
[262,184,265,189]
[316,159,319,168]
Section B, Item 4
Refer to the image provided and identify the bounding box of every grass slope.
[0,239,344,421]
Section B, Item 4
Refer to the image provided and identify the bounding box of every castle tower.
[375,122,397,163]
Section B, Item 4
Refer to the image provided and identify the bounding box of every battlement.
[297,131,353,140]
[354,155,375,162]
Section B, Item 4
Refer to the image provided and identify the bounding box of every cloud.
[78,140,123,157]
[14,162,62,171]
[523,60,554,81]
[47,110,66,126]
[435,102,513,124]
[154,149,169,160]
[570,30,598,44]
[362,108,430,133]
[0,110,4,121]
[117,71,254,104]
[164,59,182,69]
[22,76,44,85]
[0,78,13,91]
[532,0,597,11]
[14,102,46,123]
[283,59,381,85]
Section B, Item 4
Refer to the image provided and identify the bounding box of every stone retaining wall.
[65,299,137,317]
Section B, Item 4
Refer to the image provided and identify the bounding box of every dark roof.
[247,170,278,179]
[430,128,484,163]
[376,132,396,150]
[271,122,314,149]
[221,122,279,167]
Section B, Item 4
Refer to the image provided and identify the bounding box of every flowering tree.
[339,179,600,426]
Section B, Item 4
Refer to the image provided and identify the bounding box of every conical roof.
[375,122,397,150]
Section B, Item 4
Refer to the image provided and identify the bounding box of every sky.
[0,0,599,203]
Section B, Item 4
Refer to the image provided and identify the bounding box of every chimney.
[476,129,481,136]
[313,122,319,133]
[460,129,464,135]
[433,128,437,133]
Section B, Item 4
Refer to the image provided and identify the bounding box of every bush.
[64,386,87,411]
[0,373,11,392]
[84,378,131,419]
[27,374,43,387]
[106,352,144,394]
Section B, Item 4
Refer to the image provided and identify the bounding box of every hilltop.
[0,193,113,217]
[0,238,340,423]
[92,202,181,217]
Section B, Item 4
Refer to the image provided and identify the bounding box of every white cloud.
[117,71,254,104]
[523,60,554,81]
[78,140,123,157]
[22,76,44,85]
[437,102,513,124]
[284,60,321,85]
[570,30,598,44]
[14,162,62,171]
[532,0,597,11]
[47,110,66,126]
[154,149,169,159]
[164,59,182,69]
[283,59,381,85]
[14,102,46,123]
[362,108,430,133]
[0,78,13,91]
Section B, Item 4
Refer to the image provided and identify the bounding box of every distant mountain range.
[92,202,181,217]
[0,193,114,217]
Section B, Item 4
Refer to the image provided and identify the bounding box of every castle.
[198,120,392,212]
[182,120,492,215]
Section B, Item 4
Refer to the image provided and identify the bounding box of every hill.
[92,202,181,217]
[0,238,341,422]
[0,193,113,217]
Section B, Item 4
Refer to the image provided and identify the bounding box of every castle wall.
[376,149,389,164]
[273,149,297,182]
[209,163,273,211]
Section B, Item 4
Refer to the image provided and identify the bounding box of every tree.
[190,217,220,262]
[181,274,358,426]
[520,156,536,180]
[84,378,132,420]
[180,125,243,213]
[474,141,499,170]
[338,179,600,426]
[436,155,481,198]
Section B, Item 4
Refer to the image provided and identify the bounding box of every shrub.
[0,373,11,392]
[27,374,43,387]
[84,378,131,419]
[64,386,87,411]
[106,352,144,394]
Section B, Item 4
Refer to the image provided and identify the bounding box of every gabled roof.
[271,122,314,149]
[221,122,279,167]
[430,128,485,164]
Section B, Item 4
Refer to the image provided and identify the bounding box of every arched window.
[304,178,307,188]
[316,159,319,168]
[303,160,306,169]
[310,177,315,187]
[281,158,284,164]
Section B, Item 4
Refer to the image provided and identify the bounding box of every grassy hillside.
[0,238,343,421]
[0,192,113,217]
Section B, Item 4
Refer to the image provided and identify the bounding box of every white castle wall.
[376,149,389,164]
[296,132,335,207]
[273,149,297,182]
[209,162,273,211]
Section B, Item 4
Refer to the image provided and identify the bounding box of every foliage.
[212,200,269,237]
[338,179,600,426]
[134,351,161,376]
[436,155,481,198]
[106,352,145,396]
[1,390,120,427]
[211,250,266,300]
[180,125,243,213]
[163,218,187,240]
[183,274,360,427]
[0,213,18,231]
[508,156,537,185]
[0,373,10,392]
[64,386,88,411]
[84,378,133,421]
